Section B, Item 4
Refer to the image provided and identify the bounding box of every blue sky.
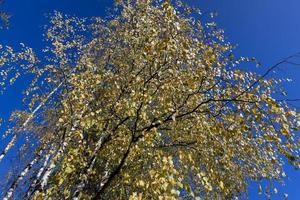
[0,0,299,199]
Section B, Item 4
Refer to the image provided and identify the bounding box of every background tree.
[0,0,9,29]
[0,0,299,199]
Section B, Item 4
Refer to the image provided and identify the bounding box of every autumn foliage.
[0,0,299,199]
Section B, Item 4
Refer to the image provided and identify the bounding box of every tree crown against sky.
[0,0,299,199]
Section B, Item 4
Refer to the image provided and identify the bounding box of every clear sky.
[0,0,299,199]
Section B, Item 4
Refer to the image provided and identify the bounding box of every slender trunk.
[3,151,42,200]
[0,83,62,164]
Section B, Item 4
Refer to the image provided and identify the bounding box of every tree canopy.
[0,0,299,199]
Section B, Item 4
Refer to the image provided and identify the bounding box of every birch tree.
[0,0,299,199]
